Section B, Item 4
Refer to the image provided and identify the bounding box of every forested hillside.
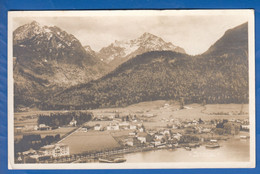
[43,23,248,110]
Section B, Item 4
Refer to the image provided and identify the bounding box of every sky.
[12,11,250,55]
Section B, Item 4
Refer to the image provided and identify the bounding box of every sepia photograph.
[8,10,255,169]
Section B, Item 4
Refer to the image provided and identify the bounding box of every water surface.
[123,136,249,162]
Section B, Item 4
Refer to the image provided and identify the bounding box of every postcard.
[8,10,255,169]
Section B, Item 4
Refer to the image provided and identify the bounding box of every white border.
[8,10,255,169]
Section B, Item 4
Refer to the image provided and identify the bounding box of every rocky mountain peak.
[48,22,249,110]
[98,32,185,65]
[14,21,43,42]
[84,45,93,51]
[13,21,109,108]
[84,45,97,57]
[138,32,159,41]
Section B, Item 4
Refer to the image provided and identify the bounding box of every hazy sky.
[13,12,249,55]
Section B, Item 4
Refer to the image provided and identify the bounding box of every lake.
[123,135,250,162]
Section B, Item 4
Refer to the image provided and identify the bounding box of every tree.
[179,97,185,110]
[198,118,204,124]
[223,122,240,135]
[215,128,225,135]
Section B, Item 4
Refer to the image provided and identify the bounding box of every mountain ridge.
[97,32,186,67]
[13,21,109,109]
[44,22,249,110]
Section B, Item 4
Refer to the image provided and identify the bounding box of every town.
[14,103,250,164]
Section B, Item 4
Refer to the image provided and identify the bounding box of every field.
[90,101,249,129]
[83,121,112,127]
[14,127,76,140]
[13,100,249,153]
[59,131,120,154]
[14,110,90,140]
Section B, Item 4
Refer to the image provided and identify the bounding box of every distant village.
[15,105,250,163]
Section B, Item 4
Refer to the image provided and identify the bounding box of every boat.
[205,142,220,149]
[210,139,218,143]
[114,158,127,163]
[99,157,126,163]
[222,137,229,141]
[189,143,200,148]
[185,147,191,151]
[240,135,249,139]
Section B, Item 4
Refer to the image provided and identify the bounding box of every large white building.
[38,143,69,158]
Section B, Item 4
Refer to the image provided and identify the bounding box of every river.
[123,135,250,162]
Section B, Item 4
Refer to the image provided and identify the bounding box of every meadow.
[59,131,120,154]
[14,100,249,153]
[90,101,249,129]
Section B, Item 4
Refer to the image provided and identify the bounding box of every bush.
[179,135,199,144]
[214,128,225,135]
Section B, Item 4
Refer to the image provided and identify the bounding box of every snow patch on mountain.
[98,32,185,64]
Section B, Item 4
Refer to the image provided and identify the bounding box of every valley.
[14,101,249,158]
[12,19,251,164]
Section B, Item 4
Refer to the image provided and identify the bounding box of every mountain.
[45,22,248,110]
[97,32,186,67]
[13,21,108,109]
[205,22,248,56]
[84,45,97,57]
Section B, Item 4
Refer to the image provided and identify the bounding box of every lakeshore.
[123,133,250,163]
[14,102,250,164]
[17,131,249,164]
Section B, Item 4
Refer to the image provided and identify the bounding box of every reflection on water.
[123,136,250,162]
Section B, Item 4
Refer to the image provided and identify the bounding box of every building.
[129,132,136,136]
[14,126,23,133]
[243,119,249,125]
[137,136,146,143]
[147,131,156,136]
[137,123,143,127]
[138,127,144,132]
[173,133,182,141]
[241,125,250,131]
[145,113,154,117]
[38,144,69,158]
[155,134,164,141]
[94,124,102,131]
[152,140,161,147]
[137,132,147,143]
[107,123,119,131]
[24,125,38,131]
[202,128,211,133]
[81,127,88,132]
[172,124,178,129]
[69,118,77,126]
[125,137,141,147]
[126,139,134,146]
[119,122,130,130]
[38,124,51,130]
[192,120,198,125]
[23,148,37,156]
[130,125,137,130]
[119,122,129,127]
[162,129,170,135]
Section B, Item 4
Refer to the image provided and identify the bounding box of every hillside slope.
[45,22,248,110]
[13,21,108,109]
